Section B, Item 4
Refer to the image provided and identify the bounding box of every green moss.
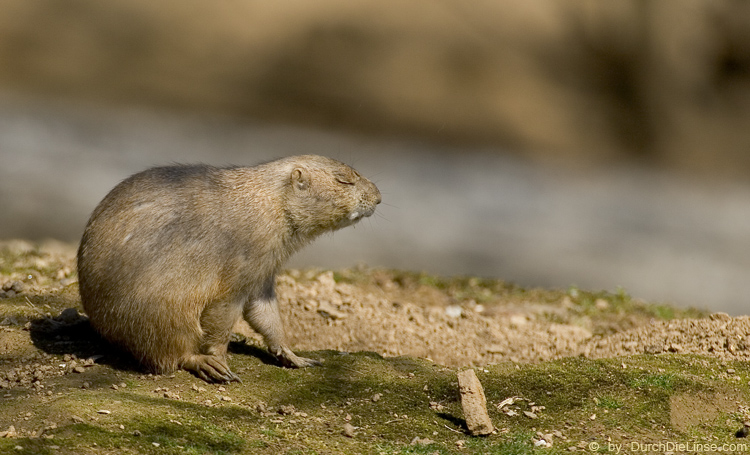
[627,372,679,390]
[1,353,748,454]
[594,396,624,410]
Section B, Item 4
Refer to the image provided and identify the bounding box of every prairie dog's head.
[284,155,381,236]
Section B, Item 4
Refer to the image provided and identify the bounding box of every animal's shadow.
[29,312,279,377]
[29,315,141,373]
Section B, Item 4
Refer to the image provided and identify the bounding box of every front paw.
[273,346,322,368]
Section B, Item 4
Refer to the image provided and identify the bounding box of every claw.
[182,354,240,383]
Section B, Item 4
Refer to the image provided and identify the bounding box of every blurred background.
[1,0,750,313]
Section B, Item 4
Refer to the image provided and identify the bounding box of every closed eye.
[336,178,355,185]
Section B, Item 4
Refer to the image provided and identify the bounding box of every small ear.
[291,168,309,191]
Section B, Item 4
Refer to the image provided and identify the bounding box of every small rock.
[317,302,347,320]
[410,436,435,445]
[57,308,82,324]
[220,396,232,402]
[445,305,463,318]
[278,405,296,415]
[455,440,466,449]
[342,423,356,438]
[97,410,111,415]
[457,369,494,435]
[594,299,610,310]
[523,411,537,419]
[152,442,160,447]
[727,368,736,374]
[73,367,86,374]
[71,416,84,423]
[429,401,445,411]
[133,430,142,437]
[710,312,731,321]
[371,393,382,402]
[736,422,750,438]
[1,426,17,438]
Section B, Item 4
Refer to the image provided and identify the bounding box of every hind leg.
[243,282,320,368]
[180,300,242,383]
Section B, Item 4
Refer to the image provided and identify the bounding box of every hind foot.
[182,354,241,383]
[271,345,321,368]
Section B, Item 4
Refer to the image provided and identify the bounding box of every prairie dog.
[77,155,381,382]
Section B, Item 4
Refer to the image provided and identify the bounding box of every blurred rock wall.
[2,0,750,174]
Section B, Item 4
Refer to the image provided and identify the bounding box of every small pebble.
[342,423,356,438]
[410,437,434,445]
[445,305,463,318]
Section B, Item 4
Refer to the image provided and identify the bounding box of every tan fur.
[77,155,380,382]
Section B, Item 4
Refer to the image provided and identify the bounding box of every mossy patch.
[1,242,747,454]
[2,347,749,454]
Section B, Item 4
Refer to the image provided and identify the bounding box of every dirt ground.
[2,240,750,452]
[1,238,748,375]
